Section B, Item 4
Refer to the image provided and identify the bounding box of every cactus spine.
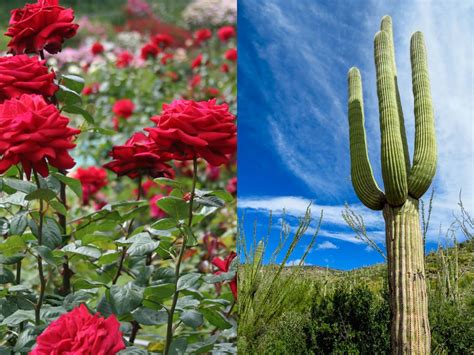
[347,16,436,354]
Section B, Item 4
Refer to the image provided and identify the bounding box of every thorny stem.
[164,158,198,355]
[59,169,72,295]
[112,175,142,286]
[33,170,46,326]
[128,320,141,344]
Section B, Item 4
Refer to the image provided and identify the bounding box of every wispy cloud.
[316,241,339,250]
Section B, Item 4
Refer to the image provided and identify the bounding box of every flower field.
[0,0,237,353]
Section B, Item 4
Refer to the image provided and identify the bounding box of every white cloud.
[286,258,312,266]
[316,241,339,250]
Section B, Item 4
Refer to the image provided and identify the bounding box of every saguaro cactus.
[347,16,435,354]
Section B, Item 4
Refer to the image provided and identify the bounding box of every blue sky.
[237,0,474,269]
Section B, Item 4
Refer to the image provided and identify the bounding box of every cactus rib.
[347,67,385,210]
[374,30,408,206]
[408,32,437,198]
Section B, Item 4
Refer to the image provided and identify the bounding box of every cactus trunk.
[384,198,431,354]
[347,15,436,354]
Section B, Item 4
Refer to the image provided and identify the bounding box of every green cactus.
[347,16,436,354]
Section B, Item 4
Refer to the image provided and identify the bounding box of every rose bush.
[0,0,237,354]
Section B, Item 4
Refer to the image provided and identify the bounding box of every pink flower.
[190,74,201,89]
[29,304,125,354]
[226,177,237,195]
[205,164,221,181]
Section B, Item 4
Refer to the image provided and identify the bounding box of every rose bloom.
[226,176,237,195]
[112,99,135,119]
[146,99,237,166]
[0,55,58,102]
[82,83,99,96]
[206,87,220,98]
[91,41,104,55]
[153,33,174,48]
[220,63,229,73]
[6,0,79,55]
[194,28,212,44]
[140,43,160,60]
[217,26,236,42]
[189,74,201,89]
[116,50,134,68]
[104,132,174,179]
[0,94,80,178]
[160,52,174,65]
[224,48,237,62]
[191,53,203,69]
[149,194,167,219]
[71,166,108,205]
[212,252,237,299]
[30,304,125,355]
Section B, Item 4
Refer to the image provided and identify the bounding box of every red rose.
[0,55,58,102]
[160,52,174,65]
[6,0,79,55]
[30,304,125,355]
[206,87,220,98]
[220,63,229,73]
[91,41,104,55]
[191,53,203,69]
[71,166,108,205]
[145,99,237,166]
[166,71,179,81]
[226,177,237,195]
[116,50,134,68]
[203,232,226,259]
[150,194,167,219]
[212,252,237,299]
[217,26,236,42]
[0,94,80,178]
[140,43,160,60]
[82,83,99,96]
[189,74,202,89]
[112,99,135,119]
[153,33,174,48]
[194,28,212,44]
[225,48,237,62]
[104,132,174,179]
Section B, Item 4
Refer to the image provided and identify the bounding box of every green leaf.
[157,196,188,219]
[0,267,15,284]
[0,253,25,265]
[61,74,85,93]
[9,212,28,236]
[128,235,160,257]
[57,84,82,105]
[73,279,106,290]
[26,188,57,202]
[49,200,68,215]
[194,195,225,208]
[177,273,201,291]
[132,307,167,325]
[13,327,38,352]
[109,283,143,315]
[52,173,82,199]
[203,270,236,284]
[1,309,35,325]
[169,338,187,355]
[30,217,62,249]
[144,283,175,303]
[151,218,177,230]
[154,177,185,189]
[62,105,94,124]
[33,246,58,266]
[200,308,232,329]
[66,245,101,259]
[0,235,26,255]
[1,178,36,193]
[180,310,204,328]
[211,190,234,203]
[118,347,148,355]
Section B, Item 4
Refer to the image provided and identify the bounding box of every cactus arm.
[347,67,385,210]
[381,16,411,174]
[408,32,437,198]
[374,31,408,206]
